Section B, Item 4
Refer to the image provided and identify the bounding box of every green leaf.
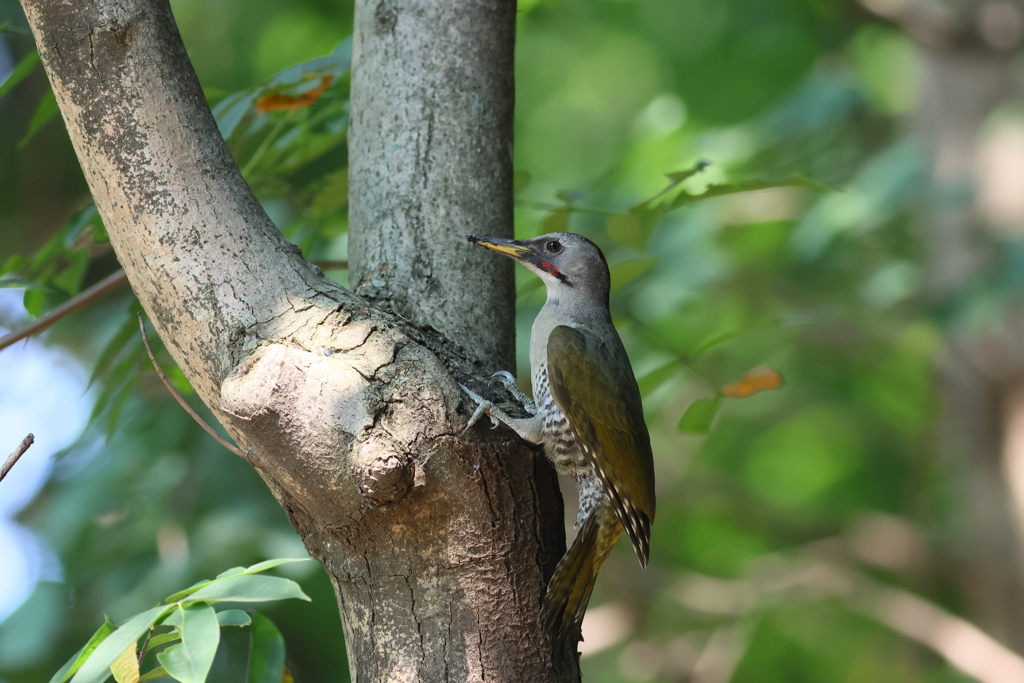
[146,633,181,650]
[18,88,59,149]
[609,257,658,294]
[23,286,45,317]
[138,668,170,683]
[167,559,311,604]
[164,580,215,605]
[216,610,252,627]
[240,558,311,575]
[103,368,140,438]
[156,605,220,683]
[2,254,27,277]
[215,567,246,580]
[62,205,104,248]
[265,37,352,90]
[50,647,85,683]
[88,342,141,433]
[186,575,310,604]
[70,605,171,683]
[669,174,830,209]
[638,360,682,397]
[677,396,722,434]
[166,365,194,396]
[247,614,285,683]
[50,616,117,683]
[213,90,259,141]
[89,315,145,390]
[0,49,40,101]
[213,37,351,144]
[52,249,89,295]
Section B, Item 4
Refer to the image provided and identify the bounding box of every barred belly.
[533,365,608,531]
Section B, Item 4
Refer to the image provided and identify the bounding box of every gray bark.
[348,0,518,369]
[18,0,576,680]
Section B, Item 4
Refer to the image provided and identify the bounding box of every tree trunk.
[903,11,1024,653]
[348,0,518,369]
[18,0,576,680]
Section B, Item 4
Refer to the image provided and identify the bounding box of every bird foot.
[460,384,502,431]
[488,371,538,415]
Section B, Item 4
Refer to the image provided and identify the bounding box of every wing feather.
[547,324,655,565]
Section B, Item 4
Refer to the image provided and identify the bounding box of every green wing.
[547,324,656,565]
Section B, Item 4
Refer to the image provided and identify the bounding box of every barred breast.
[532,364,608,531]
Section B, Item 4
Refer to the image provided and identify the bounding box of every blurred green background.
[4,0,1024,681]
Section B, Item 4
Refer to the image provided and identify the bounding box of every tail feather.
[541,504,621,648]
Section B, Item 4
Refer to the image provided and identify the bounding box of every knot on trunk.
[359,453,414,505]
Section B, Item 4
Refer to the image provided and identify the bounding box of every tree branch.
[0,261,349,353]
[0,270,127,352]
[0,434,34,483]
[19,0,567,679]
[137,312,244,457]
[348,0,518,369]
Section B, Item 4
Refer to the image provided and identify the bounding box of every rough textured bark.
[348,0,518,369]
[18,0,577,680]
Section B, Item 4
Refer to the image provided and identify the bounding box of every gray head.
[468,232,611,307]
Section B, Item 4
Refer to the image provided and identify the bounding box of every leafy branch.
[625,313,792,434]
[517,160,831,253]
[51,559,311,683]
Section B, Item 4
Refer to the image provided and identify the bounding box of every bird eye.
[545,240,563,253]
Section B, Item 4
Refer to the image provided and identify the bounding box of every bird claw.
[488,370,516,387]
[460,384,501,432]
[488,370,538,415]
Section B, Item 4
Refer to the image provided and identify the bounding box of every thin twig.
[1,434,34,483]
[137,313,244,458]
[0,260,347,353]
[0,270,128,352]
[138,628,153,668]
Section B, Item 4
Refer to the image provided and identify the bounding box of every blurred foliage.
[2,0,1023,681]
[54,559,310,683]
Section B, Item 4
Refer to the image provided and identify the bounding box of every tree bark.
[18,0,576,680]
[348,0,518,369]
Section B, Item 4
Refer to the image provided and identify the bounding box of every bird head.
[468,232,610,305]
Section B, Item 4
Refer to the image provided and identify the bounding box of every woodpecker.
[462,232,656,648]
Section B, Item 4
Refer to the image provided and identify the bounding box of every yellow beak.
[468,235,535,261]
